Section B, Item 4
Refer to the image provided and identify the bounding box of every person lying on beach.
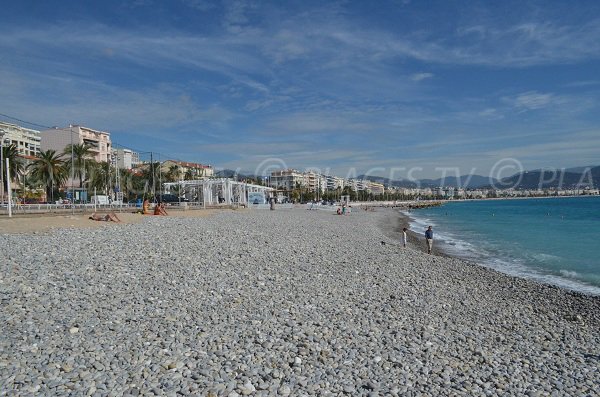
[154,202,168,216]
[89,212,121,222]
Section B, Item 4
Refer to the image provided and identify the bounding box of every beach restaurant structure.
[162,178,274,207]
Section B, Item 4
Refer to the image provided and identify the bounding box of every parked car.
[155,194,189,204]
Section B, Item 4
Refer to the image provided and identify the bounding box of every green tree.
[28,150,67,202]
[1,144,24,192]
[88,161,111,195]
[63,143,95,189]
[166,165,181,182]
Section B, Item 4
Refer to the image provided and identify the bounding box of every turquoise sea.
[407,196,600,295]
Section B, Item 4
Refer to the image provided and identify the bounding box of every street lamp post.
[69,125,74,213]
[0,129,6,206]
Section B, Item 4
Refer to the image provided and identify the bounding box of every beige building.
[305,171,321,193]
[369,182,385,195]
[160,160,214,179]
[0,121,41,157]
[40,125,111,163]
[269,169,306,191]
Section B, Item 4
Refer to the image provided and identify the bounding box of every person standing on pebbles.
[402,227,408,248]
[425,226,434,254]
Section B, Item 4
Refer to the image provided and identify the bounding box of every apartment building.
[269,169,306,191]
[304,171,321,193]
[112,148,141,170]
[326,175,345,190]
[40,125,111,163]
[160,160,214,178]
[0,121,41,158]
[369,182,385,195]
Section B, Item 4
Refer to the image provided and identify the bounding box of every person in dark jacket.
[425,226,433,254]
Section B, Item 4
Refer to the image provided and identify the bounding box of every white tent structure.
[162,178,275,207]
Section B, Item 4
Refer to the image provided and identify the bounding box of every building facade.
[269,169,306,191]
[368,182,385,195]
[40,125,111,163]
[112,148,141,170]
[0,121,41,157]
[326,175,345,190]
[160,160,214,179]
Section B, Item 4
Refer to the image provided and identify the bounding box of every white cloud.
[478,108,504,120]
[500,91,580,113]
[513,92,555,110]
[411,73,433,81]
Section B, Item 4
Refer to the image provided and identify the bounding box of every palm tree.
[88,161,111,195]
[28,150,67,202]
[63,143,95,189]
[166,165,181,182]
[1,144,24,192]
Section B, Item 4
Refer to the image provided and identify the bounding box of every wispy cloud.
[411,73,433,81]
[511,91,557,111]
[0,2,598,176]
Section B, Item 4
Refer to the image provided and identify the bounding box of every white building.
[112,148,140,170]
[0,121,41,158]
[269,169,306,191]
[40,125,111,163]
[325,175,345,190]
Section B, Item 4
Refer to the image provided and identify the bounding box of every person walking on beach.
[402,227,408,248]
[425,226,433,254]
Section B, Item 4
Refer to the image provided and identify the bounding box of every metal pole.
[70,125,74,213]
[158,153,162,197]
[150,152,154,199]
[6,158,12,218]
[0,130,5,206]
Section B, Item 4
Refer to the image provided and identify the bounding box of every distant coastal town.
[0,120,598,207]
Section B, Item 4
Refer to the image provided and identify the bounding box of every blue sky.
[1,0,599,179]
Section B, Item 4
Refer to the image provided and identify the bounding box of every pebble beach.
[1,208,599,396]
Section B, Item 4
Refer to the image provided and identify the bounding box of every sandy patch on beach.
[0,208,231,234]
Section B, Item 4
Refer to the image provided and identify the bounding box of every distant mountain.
[418,174,497,189]
[564,165,597,174]
[356,174,497,188]
[355,175,418,188]
[494,166,599,190]
[218,165,599,190]
[214,169,253,179]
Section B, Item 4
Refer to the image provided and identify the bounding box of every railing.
[0,201,206,215]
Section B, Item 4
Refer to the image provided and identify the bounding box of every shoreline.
[391,206,600,297]
[380,207,600,308]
